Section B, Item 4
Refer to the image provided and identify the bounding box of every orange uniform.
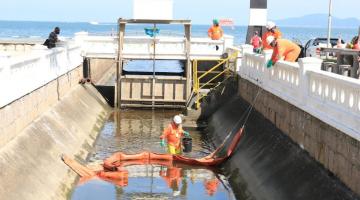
[208,25,224,40]
[271,39,301,63]
[160,122,184,149]
[262,29,282,50]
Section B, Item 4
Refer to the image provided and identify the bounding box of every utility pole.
[327,0,333,48]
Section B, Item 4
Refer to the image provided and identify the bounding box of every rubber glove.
[160,139,166,147]
[267,60,273,68]
[183,131,190,137]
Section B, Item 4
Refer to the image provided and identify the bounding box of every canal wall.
[236,50,360,196]
[0,84,110,200]
[87,58,115,84]
[0,43,112,199]
[200,78,359,199]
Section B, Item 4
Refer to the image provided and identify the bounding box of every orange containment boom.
[102,126,244,169]
[62,127,244,180]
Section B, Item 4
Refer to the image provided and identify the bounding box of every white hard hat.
[266,21,276,29]
[266,36,275,44]
[173,115,182,125]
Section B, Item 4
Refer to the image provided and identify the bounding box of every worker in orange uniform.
[160,115,190,155]
[266,36,301,68]
[208,19,224,40]
[262,21,282,50]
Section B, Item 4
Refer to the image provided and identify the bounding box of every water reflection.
[70,110,235,199]
[71,162,233,200]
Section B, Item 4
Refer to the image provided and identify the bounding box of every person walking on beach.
[44,27,60,49]
[266,36,301,68]
[262,21,282,50]
[250,31,262,53]
[160,115,190,155]
[208,19,224,40]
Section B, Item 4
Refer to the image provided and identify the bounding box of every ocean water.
[0,20,358,45]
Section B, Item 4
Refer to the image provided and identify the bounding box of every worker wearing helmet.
[160,115,190,155]
[266,36,301,68]
[262,21,282,50]
[208,19,224,40]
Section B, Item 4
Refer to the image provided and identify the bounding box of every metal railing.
[192,51,239,109]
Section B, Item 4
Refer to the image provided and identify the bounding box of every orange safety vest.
[160,123,183,148]
[208,25,224,40]
[271,39,301,63]
[262,29,282,50]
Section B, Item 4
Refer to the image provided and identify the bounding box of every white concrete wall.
[239,47,360,142]
[75,32,234,59]
[0,43,83,108]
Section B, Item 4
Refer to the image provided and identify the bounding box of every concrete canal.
[69,110,235,199]
[68,86,359,200]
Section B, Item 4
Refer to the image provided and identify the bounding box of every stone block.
[281,120,290,136]
[348,138,360,167]
[334,153,347,178]
[309,139,318,158]
[288,125,298,142]
[339,157,352,186]
[324,129,337,151]
[304,135,312,153]
[336,133,349,157]
[316,123,327,143]
[266,108,274,124]
[323,145,331,168]
[352,165,360,195]
[328,149,336,172]
[317,142,326,165]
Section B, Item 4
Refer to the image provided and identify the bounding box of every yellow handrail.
[192,51,239,109]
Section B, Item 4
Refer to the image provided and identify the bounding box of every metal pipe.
[152,23,157,109]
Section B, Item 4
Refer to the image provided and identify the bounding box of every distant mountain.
[274,14,360,28]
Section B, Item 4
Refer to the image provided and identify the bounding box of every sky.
[0,0,359,24]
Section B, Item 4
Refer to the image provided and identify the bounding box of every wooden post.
[115,20,126,109]
[184,23,191,101]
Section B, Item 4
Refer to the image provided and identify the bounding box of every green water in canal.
[70,110,235,200]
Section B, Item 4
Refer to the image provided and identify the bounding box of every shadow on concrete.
[94,85,114,107]
[197,77,359,200]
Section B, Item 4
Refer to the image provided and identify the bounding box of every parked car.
[303,38,345,57]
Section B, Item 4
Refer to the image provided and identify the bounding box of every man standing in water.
[160,115,189,155]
